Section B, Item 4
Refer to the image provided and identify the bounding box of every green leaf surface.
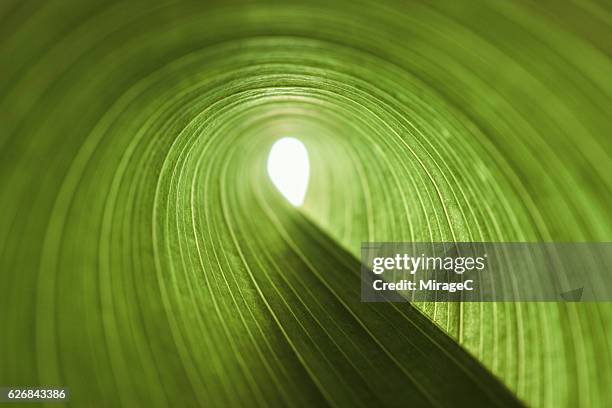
[1,0,611,406]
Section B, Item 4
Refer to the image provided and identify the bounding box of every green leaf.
[1,1,611,406]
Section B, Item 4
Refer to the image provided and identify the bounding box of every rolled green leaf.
[1,1,611,406]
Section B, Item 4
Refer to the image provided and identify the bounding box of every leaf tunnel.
[1,1,611,407]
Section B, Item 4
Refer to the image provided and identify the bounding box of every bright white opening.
[267,137,310,206]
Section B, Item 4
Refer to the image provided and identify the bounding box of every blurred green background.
[1,0,612,406]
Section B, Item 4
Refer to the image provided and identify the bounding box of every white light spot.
[267,137,310,206]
